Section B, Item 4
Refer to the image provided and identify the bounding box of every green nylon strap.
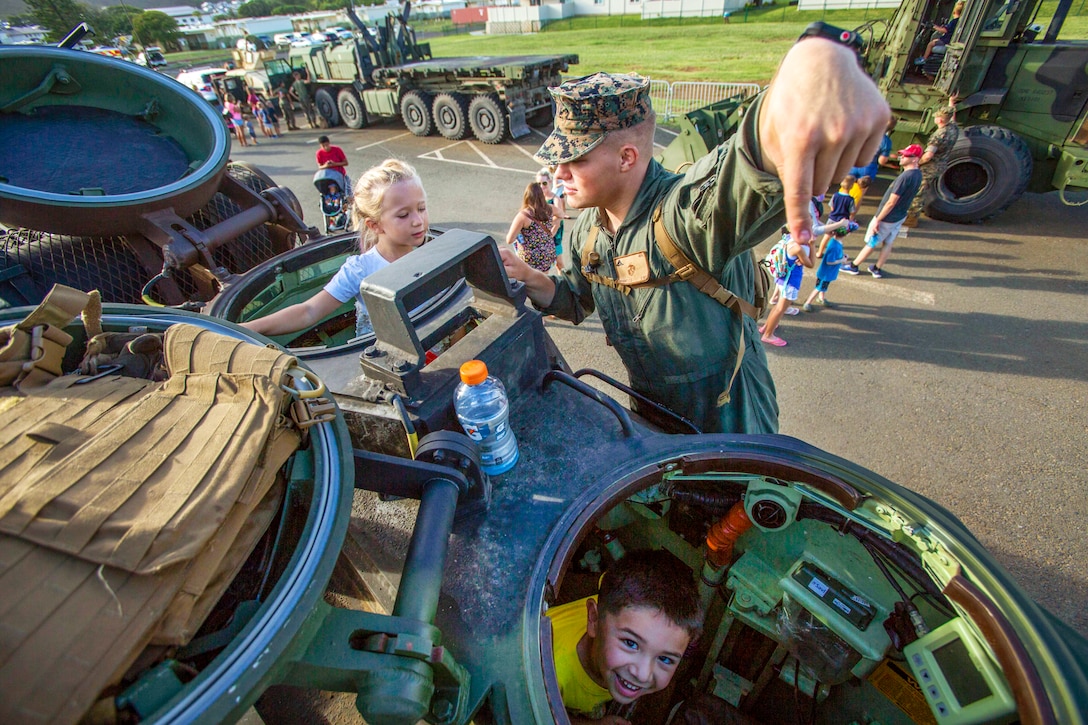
[579,206,764,406]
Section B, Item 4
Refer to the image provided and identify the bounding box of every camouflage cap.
[535,72,653,165]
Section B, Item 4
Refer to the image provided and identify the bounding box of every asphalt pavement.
[228,120,1088,638]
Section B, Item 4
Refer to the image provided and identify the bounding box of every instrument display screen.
[932,636,992,706]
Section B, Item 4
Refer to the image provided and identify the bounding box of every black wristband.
[797,21,866,63]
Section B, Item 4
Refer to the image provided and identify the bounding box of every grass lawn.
[167,2,1088,85]
[166,48,235,71]
[428,3,1087,84]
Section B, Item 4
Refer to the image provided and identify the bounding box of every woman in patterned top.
[505,180,563,272]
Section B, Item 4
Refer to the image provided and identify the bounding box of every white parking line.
[514,143,541,160]
[418,139,539,174]
[467,141,497,166]
[354,132,412,150]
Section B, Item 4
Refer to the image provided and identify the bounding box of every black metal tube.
[392,477,460,623]
[542,369,636,438]
[572,368,702,434]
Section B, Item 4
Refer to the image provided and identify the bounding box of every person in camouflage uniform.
[498,41,889,435]
[909,104,960,221]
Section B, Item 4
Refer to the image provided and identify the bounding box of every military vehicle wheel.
[338,88,368,129]
[927,125,1033,223]
[315,88,341,127]
[469,94,507,144]
[433,92,470,140]
[401,90,433,137]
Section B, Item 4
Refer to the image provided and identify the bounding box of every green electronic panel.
[903,618,1016,724]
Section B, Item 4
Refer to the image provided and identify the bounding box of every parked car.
[273,32,306,48]
[175,67,227,105]
[136,46,167,68]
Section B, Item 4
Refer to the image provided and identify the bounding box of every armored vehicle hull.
[204,230,1088,725]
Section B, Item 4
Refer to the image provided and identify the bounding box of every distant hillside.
[2,0,194,21]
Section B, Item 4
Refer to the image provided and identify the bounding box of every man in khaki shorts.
[843,143,924,279]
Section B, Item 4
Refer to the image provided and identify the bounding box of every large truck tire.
[337,89,368,130]
[468,94,507,144]
[927,125,1033,223]
[400,90,433,137]
[0,231,149,305]
[433,92,470,141]
[314,88,341,127]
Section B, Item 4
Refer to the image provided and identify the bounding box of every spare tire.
[926,125,1033,223]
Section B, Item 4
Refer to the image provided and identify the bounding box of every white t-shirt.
[323,246,389,336]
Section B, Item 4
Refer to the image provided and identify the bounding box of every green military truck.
[856,0,1087,221]
[266,4,577,143]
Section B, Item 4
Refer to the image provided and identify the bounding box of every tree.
[237,0,274,18]
[132,10,179,49]
[84,5,142,40]
[23,0,89,41]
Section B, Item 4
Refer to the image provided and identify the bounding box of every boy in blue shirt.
[546,550,703,723]
[804,232,849,311]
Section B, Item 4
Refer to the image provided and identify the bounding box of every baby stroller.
[313,168,350,234]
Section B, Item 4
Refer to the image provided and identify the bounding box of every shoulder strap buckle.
[674,264,696,281]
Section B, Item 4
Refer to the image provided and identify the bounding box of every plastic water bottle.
[454,360,519,476]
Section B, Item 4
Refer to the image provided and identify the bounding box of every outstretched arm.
[241,290,342,337]
[758,39,890,246]
[499,246,556,307]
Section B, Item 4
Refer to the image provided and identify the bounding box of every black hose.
[542,370,636,438]
[571,368,701,434]
[797,503,946,600]
[671,488,745,511]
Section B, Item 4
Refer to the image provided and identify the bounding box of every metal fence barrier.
[552,77,761,122]
[649,80,762,121]
[666,81,761,118]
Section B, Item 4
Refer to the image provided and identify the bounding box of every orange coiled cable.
[705,501,753,569]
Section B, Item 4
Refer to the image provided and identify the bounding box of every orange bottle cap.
[459,360,488,385]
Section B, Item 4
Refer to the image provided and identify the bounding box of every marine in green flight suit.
[498,41,890,435]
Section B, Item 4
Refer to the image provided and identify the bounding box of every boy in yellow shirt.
[546,550,703,723]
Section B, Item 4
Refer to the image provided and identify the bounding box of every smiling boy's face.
[580,600,691,705]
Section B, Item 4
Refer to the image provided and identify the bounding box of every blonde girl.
[243,159,428,338]
[505,180,561,272]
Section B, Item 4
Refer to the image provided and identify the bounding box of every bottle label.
[462,417,508,444]
[458,408,517,472]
